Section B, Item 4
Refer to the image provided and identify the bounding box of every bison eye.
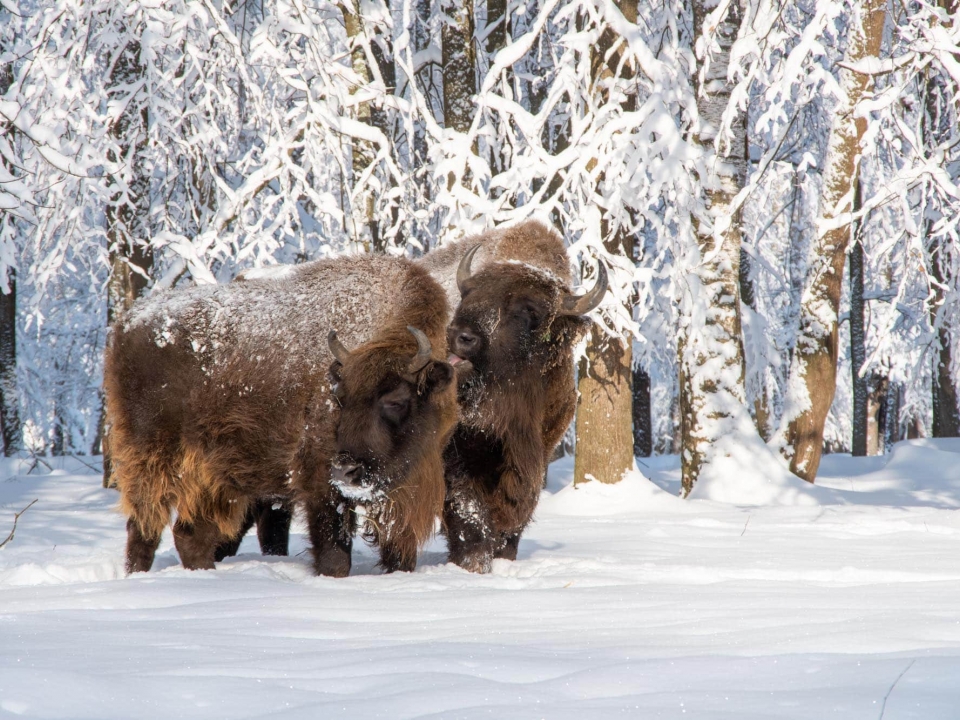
[517,303,542,332]
[380,398,410,426]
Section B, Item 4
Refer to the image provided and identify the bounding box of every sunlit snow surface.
[2,442,960,718]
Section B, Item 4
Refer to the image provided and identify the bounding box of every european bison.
[105,255,457,577]
[417,220,608,572]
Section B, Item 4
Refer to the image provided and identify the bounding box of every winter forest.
[1,0,959,491]
[3,0,960,716]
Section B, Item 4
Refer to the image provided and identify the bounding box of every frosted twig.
[878,659,915,720]
[0,499,38,550]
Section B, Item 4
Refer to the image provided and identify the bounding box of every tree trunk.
[0,270,19,456]
[679,0,750,496]
[442,0,477,137]
[849,187,867,456]
[632,366,652,457]
[866,374,887,455]
[575,327,634,484]
[0,59,21,457]
[340,0,396,251]
[102,37,153,483]
[884,382,902,448]
[781,0,887,481]
[573,0,638,486]
[925,2,960,436]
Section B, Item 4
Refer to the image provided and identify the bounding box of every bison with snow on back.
[417,220,608,573]
[105,256,457,577]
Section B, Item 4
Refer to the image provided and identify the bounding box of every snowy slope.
[2,443,960,719]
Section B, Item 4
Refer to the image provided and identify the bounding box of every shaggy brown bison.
[417,220,608,572]
[105,255,457,577]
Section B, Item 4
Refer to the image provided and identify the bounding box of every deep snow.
[2,441,960,718]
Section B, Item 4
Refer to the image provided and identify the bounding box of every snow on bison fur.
[417,220,608,573]
[104,255,457,577]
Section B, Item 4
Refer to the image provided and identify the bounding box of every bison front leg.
[444,477,497,574]
[378,525,418,574]
[214,505,257,562]
[306,493,355,578]
[125,518,163,574]
[172,518,222,570]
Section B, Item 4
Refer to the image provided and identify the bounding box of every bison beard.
[418,221,607,573]
[105,255,456,576]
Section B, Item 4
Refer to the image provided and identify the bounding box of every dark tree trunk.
[849,192,868,456]
[866,374,888,455]
[930,244,960,437]
[924,41,960,437]
[632,366,652,457]
[0,270,20,456]
[884,383,902,449]
[0,59,21,456]
[441,0,477,136]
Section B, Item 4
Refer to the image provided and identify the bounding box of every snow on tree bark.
[340,0,397,251]
[780,0,887,482]
[678,0,751,496]
[0,56,20,457]
[573,0,638,487]
[849,182,868,457]
[441,0,477,138]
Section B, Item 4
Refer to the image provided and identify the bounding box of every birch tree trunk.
[678,0,750,496]
[573,0,637,486]
[780,0,887,481]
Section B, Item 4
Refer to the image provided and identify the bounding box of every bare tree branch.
[0,498,38,550]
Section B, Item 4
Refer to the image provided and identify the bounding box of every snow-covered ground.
[2,441,960,719]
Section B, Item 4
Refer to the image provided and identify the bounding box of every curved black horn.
[456,244,481,296]
[406,326,433,374]
[327,330,352,363]
[560,261,609,316]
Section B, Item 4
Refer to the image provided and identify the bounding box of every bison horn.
[560,261,609,316]
[328,330,352,363]
[406,326,433,374]
[456,244,481,296]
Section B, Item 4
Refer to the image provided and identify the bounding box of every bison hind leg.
[493,532,521,561]
[125,518,163,574]
[256,500,292,556]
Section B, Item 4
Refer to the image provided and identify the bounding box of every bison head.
[447,245,608,382]
[326,326,455,501]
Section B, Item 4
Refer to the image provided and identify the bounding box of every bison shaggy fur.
[417,220,606,572]
[105,255,457,577]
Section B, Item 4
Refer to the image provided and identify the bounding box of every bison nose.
[331,462,362,486]
[454,330,479,354]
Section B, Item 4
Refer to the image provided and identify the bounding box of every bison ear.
[420,360,454,395]
[328,360,343,384]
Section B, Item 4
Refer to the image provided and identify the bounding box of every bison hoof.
[453,553,493,574]
[315,549,351,578]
